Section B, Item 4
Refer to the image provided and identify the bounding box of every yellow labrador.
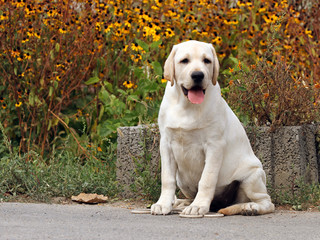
[151,40,274,216]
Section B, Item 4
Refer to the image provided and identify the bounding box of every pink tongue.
[188,89,205,104]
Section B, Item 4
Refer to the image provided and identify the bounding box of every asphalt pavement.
[1,202,320,240]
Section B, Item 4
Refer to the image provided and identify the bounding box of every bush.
[1,0,319,155]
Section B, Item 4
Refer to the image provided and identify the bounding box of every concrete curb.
[117,124,320,198]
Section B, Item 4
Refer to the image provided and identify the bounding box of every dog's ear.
[209,44,220,86]
[164,45,177,86]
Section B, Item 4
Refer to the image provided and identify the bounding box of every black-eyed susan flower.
[123,80,135,89]
[24,53,31,60]
[59,27,67,34]
[15,0,26,8]
[146,96,153,101]
[2,103,7,109]
[213,36,222,45]
[218,51,226,58]
[15,102,22,107]
[131,43,143,52]
[131,54,142,63]
[0,12,8,21]
[260,40,267,46]
[165,28,175,38]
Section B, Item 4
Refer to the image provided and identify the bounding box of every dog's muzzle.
[181,71,206,104]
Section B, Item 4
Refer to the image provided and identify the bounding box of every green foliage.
[0,121,118,202]
[268,178,320,211]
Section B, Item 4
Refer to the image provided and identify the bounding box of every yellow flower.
[22,37,29,43]
[229,67,234,73]
[0,12,8,21]
[305,28,313,38]
[260,40,267,46]
[131,43,143,52]
[218,52,226,58]
[24,53,31,60]
[231,45,237,50]
[15,0,26,8]
[34,32,41,39]
[131,53,142,63]
[213,36,222,45]
[2,103,7,109]
[97,147,102,152]
[161,79,167,83]
[123,80,135,89]
[165,28,175,38]
[15,102,22,107]
[59,27,67,34]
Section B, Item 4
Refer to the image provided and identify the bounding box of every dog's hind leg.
[173,196,193,209]
[218,168,275,216]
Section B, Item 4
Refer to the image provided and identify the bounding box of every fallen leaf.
[71,193,108,204]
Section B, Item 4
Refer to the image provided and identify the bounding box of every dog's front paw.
[182,204,209,216]
[151,203,172,215]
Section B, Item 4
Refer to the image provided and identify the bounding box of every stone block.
[117,124,319,198]
[116,125,160,198]
[272,125,318,188]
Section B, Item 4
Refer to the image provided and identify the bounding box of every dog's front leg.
[151,139,177,215]
[182,145,224,215]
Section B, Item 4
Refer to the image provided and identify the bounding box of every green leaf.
[99,87,109,103]
[50,50,55,60]
[152,61,163,77]
[135,39,149,52]
[128,95,139,102]
[49,86,53,97]
[47,119,52,131]
[228,56,239,65]
[55,43,60,53]
[64,117,69,125]
[98,105,104,121]
[150,40,162,49]
[29,90,35,106]
[103,81,113,92]
[85,76,100,85]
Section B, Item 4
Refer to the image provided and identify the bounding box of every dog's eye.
[203,58,212,64]
[180,58,189,64]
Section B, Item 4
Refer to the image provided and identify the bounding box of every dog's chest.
[169,128,206,171]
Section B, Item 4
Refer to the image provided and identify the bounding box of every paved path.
[1,202,320,240]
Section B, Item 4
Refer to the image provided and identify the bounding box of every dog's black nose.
[191,71,204,83]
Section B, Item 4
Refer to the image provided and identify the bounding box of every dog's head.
[164,40,220,104]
